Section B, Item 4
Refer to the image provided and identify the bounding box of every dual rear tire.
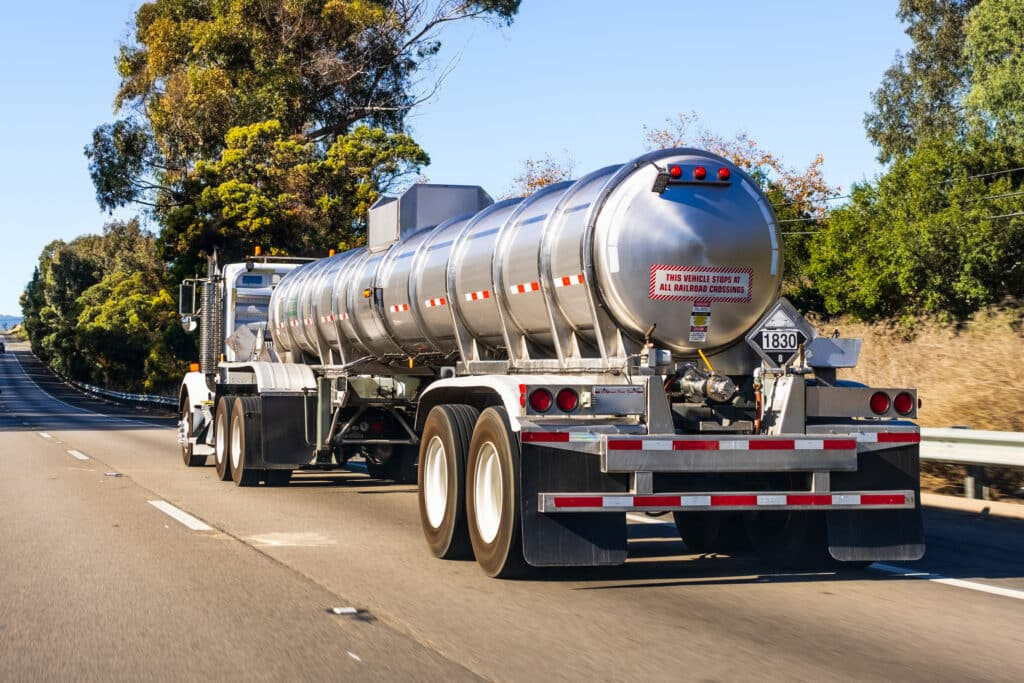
[212,395,289,487]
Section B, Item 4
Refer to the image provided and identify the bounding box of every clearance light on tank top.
[668,165,683,179]
[694,166,707,180]
[529,389,553,413]
[556,388,579,413]
[718,167,731,181]
[870,392,891,415]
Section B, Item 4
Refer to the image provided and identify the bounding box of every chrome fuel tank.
[269,148,782,367]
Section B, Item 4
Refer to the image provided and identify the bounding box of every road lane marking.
[347,652,362,662]
[38,432,52,439]
[67,450,89,461]
[871,563,1024,601]
[148,500,213,531]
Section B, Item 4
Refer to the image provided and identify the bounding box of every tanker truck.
[176,148,925,577]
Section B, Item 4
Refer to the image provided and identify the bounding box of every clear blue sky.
[0,1,911,315]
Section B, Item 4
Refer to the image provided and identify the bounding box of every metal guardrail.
[68,379,177,407]
[921,428,1023,500]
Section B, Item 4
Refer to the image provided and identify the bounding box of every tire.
[746,511,837,570]
[265,469,293,487]
[418,404,478,560]
[673,512,750,553]
[180,393,207,467]
[229,396,262,487]
[465,407,527,578]
[213,396,234,481]
[367,445,418,484]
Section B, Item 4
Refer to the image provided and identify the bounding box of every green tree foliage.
[808,137,1024,319]
[19,221,191,392]
[965,0,1024,151]
[864,0,978,163]
[87,0,519,274]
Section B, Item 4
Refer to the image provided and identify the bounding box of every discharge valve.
[676,365,737,404]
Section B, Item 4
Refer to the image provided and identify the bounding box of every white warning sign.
[649,265,753,303]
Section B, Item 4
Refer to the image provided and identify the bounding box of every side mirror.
[181,315,198,333]
[179,281,196,316]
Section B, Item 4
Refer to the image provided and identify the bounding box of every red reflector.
[787,494,831,506]
[633,496,679,507]
[529,389,553,413]
[694,166,707,180]
[519,383,526,408]
[672,440,719,450]
[521,432,570,443]
[862,494,907,505]
[668,164,682,179]
[870,392,890,415]
[711,495,757,507]
[556,388,579,412]
[893,392,914,415]
[607,439,643,450]
[877,432,921,444]
[718,167,730,181]
[552,496,603,508]
[750,439,794,450]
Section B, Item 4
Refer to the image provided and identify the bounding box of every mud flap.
[828,444,925,561]
[519,443,628,567]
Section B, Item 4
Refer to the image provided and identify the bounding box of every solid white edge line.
[67,449,90,461]
[148,500,213,531]
[871,563,1024,601]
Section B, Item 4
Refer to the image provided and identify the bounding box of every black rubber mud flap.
[828,444,925,562]
[519,443,628,567]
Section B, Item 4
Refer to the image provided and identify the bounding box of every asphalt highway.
[2,337,1022,682]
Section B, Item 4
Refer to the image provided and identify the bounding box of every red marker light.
[529,389,553,413]
[718,167,731,181]
[556,388,579,412]
[694,166,707,180]
[668,165,683,179]
[870,392,890,415]
[893,392,914,416]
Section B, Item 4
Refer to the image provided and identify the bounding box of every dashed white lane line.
[347,651,362,662]
[67,450,90,461]
[871,563,1024,601]
[148,501,213,531]
[38,432,52,439]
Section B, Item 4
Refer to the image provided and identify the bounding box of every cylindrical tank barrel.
[269,148,783,365]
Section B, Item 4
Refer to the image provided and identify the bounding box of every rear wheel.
[466,407,526,578]
[229,396,262,487]
[418,404,478,560]
[180,393,207,467]
[213,396,233,481]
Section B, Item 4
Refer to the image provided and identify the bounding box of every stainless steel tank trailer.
[176,148,924,577]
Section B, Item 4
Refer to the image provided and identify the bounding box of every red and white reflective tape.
[509,281,540,295]
[320,314,336,323]
[289,320,300,328]
[554,273,585,288]
[521,431,602,444]
[606,437,858,451]
[464,289,491,302]
[424,297,447,308]
[304,318,314,326]
[390,304,410,313]
[541,491,914,513]
[338,312,349,321]
[276,322,286,329]
[856,432,921,444]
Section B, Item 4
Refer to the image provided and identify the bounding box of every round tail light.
[694,166,707,180]
[668,164,682,179]
[718,167,731,181]
[893,392,914,416]
[529,389,553,413]
[870,392,890,415]
[556,388,579,412]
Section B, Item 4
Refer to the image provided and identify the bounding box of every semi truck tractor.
[177,148,925,577]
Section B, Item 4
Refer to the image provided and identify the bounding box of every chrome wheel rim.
[423,436,448,529]
[474,441,502,544]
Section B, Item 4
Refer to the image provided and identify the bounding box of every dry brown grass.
[814,303,1024,431]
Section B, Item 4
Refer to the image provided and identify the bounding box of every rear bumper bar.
[538,490,916,513]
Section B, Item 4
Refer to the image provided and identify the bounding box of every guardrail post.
[964,465,989,500]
